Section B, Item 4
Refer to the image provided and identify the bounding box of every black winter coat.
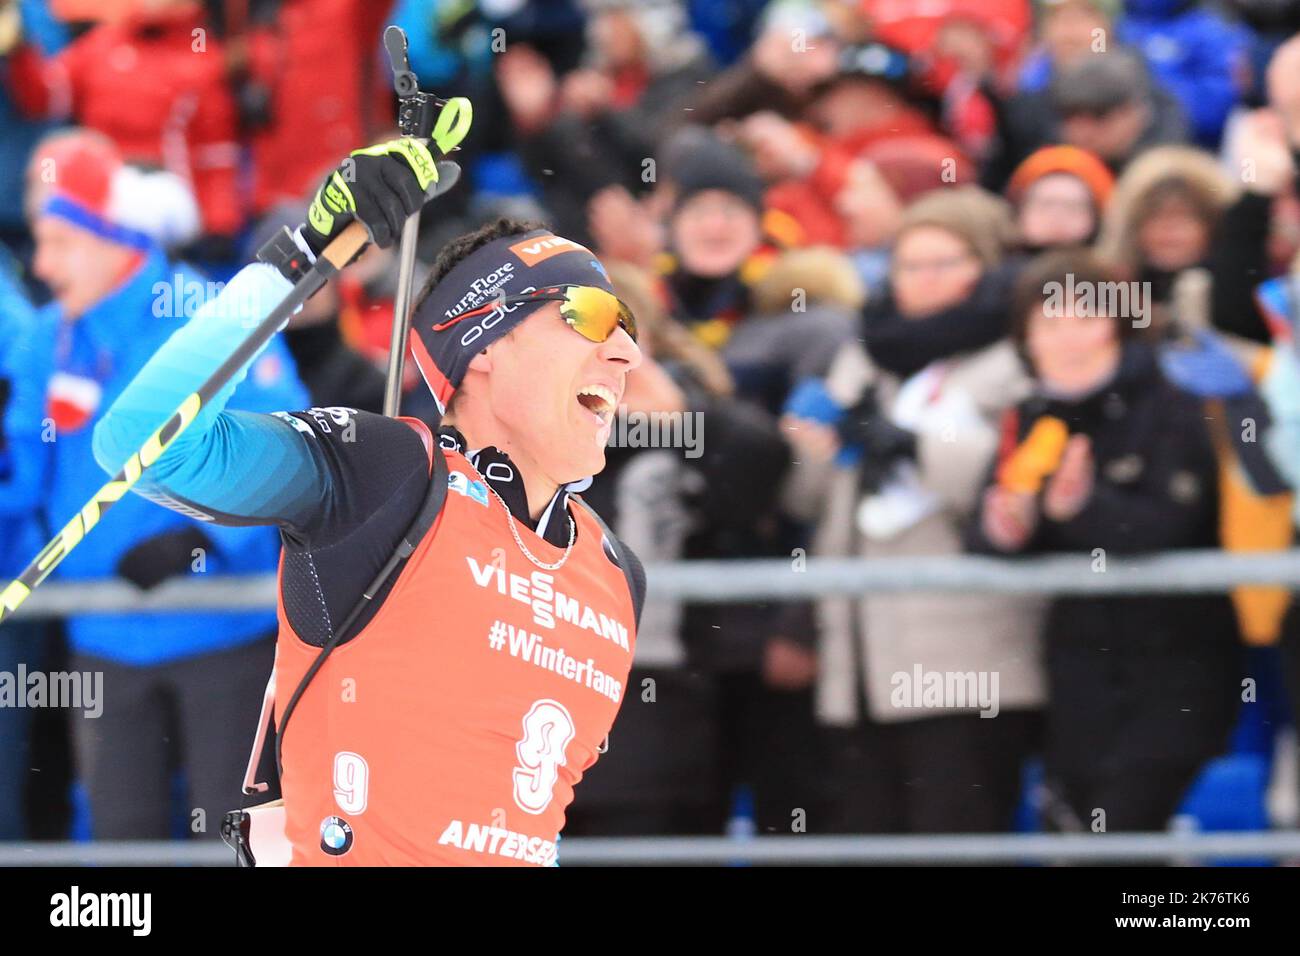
[971,343,1242,779]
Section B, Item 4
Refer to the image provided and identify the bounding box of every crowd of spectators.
[2,0,1300,843]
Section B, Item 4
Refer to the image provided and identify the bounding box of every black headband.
[410,229,616,413]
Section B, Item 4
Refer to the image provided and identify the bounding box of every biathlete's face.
[474,300,642,484]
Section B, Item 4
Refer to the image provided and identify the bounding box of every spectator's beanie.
[666,130,764,214]
[31,130,199,250]
[832,41,914,95]
[896,186,1016,269]
[1007,145,1117,209]
[1049,48,1150,115]
[409,228,617,414]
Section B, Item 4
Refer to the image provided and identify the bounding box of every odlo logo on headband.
[509,235,591,266]
[458,291,536,347]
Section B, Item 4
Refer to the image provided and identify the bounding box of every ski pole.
[381,24,471,417]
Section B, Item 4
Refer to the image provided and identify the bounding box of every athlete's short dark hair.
[414,217,548,315]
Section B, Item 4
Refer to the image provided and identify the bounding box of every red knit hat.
[29,129,198,249]
[1006,145,1115,211]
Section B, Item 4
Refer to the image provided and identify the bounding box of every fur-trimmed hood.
[1095,146,1238,269]
[749,246,865,315]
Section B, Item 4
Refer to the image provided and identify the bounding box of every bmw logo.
[319,816,354,856]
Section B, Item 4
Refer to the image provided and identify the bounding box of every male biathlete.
[92,132,645,866]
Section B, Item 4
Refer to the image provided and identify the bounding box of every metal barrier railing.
[10,548,1300,618]
[1,831,1298,866]
[6,551,1298,866]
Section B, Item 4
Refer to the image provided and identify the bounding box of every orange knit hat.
[1006,145,1115,211]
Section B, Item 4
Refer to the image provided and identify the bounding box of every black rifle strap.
[273,443,449,776]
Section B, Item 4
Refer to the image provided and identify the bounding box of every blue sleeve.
[92,262,332,530]
[0,271,50,518]
[19,0,71,54]
[196,328,312,560]
[1262,346,1300,525]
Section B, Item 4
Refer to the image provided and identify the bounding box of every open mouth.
[576,384,617,427]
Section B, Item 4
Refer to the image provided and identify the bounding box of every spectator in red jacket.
[4,0,243,245]
[239,0,395,216]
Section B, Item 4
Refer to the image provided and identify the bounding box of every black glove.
[858,415,917,462]
[303,138,439,254]
[302,99,472,255]
[115,527,213,591]
[838,390,917,493]
[837,392,917,459]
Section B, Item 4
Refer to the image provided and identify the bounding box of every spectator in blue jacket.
[0,247,51,839]
[19,129,307,839]
[1117,0,1250,147]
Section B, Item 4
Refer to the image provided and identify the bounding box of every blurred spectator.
[685,5,840,126]
[1266,33,1300,259]
[565,262,725,835]
[1095,141,1283,341]
[1117,0,1250,147]
[728,68,976,286]
[1226,0,1300,106]
[21,129,306,838]
[685,0,768,66]
[1049,47,1188,172]
[1017,0,1118,94]
[799,41,974,189]
[972,250,1241,831]
[1006,144,1115,252]
[496,1,714,244]
[854,187,1021,379]
[1098,141,1296,651]
[781,185,1043,833]
[674,363,826,835]
[656,128,771,351]
[0,0,67,265]
[238,0,396,217]
[587,181,668,270]
[859,0,1034,162]
[866,0,1033,85]
[983,0,1118,189]
[722,245,859,415]
[3,0,245,249]
[1257,247,1300,714]
[0,248,50,839]
[649,130,834,832]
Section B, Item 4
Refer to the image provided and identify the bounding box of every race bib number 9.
[512,699,575,815]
